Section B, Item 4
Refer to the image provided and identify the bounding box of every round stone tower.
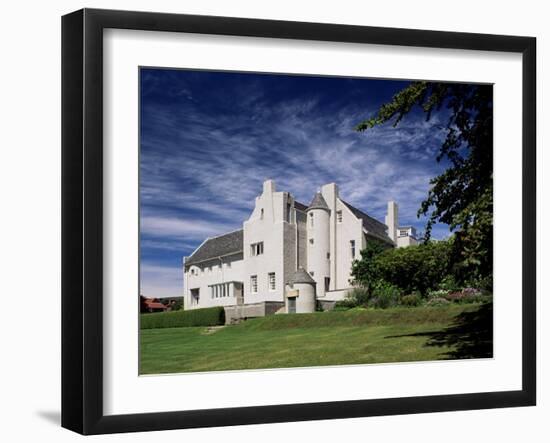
[306,192,331,298]
[286,268,317,313]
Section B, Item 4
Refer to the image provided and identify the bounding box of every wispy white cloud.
[140,263,183,299]
[141,216,237,241]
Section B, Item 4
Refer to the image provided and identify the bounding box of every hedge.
[140,306,225,329]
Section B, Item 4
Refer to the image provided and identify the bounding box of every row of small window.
[309,211,343,227]
[189,263,231,276]
[210,283,231,298]
[250,272,276,293]
[307,240,355,258]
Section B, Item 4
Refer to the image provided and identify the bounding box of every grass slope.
[139,305,485,374]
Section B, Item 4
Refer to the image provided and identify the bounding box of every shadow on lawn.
[386,302,493,359]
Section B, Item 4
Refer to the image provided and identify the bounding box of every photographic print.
[139,68,493,375]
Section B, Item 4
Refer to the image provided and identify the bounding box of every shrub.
[140,306,225,329]
[426,297,450,306]
[438,275,460,292]
[368,281,402,309]
[427,289,450,299]
[444,288,492,304]
[352,240,453,296]
[347,287,371,306]
[466,275,493,292]
[401,293,423,307]
[444,291,467,302]
[336,287,371,309]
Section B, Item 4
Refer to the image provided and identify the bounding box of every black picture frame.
[62,8,537,435]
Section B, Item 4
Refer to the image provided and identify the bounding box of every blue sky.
[140,68,452,299]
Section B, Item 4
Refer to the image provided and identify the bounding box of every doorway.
[287,297,296,314]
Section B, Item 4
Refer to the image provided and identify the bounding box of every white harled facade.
[183,180,417,311]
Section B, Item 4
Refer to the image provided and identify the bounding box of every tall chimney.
[385,201,398,242]
[263,179,276,194]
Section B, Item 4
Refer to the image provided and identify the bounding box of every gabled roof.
[307,192,330,211]
[185,229,243,267]
[341,200,394,245]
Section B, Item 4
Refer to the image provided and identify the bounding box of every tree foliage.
[356,82,493,284]
[350,240,385,295]
[351,240,452,296]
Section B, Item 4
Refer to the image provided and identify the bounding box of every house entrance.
[288,297,296,314]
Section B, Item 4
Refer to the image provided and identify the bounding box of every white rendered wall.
[296,210,308,270]
[306,208,330,297]
[323,288,350,302]
[396,236,418,247]
[334,198,364,291]
[243,181,296,303]
[184,258,245,309]
[294,283,317,313]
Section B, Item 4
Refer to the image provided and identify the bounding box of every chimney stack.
[263,179,276,194]
[385,201,398,242]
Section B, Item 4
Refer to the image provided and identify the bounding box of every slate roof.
[341,200,394,244]
[306,192,330,211]
[185,229,243,267]
[287,268,316,285]
[294,201,308,212]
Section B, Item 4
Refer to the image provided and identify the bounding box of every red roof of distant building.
[144,299,167,310]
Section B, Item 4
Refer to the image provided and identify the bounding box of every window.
[350,240,356,258]
[191,289,200,305]
[309,212,314,227]
[286,203,292,222]
[250,275,258,293]
[309,238,314,245]
[210,283,231,298]
[326,252,330,260]
[309,271,314,277]
[336,210,343,223]
[260,208,264,219]
[325,277,330,292]
[268,272,276,291]
[250,242,264,256]
[400,229,408,237]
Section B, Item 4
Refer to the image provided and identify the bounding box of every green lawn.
[139,304,492,374]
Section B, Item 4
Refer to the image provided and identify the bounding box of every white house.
[183,180,416,317]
